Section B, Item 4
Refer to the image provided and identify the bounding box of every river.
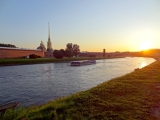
[0,57,155,107]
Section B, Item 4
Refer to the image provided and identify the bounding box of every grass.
[1,61,160,120]
[0,56,123,66]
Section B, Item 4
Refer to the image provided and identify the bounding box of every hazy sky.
[0,0,160,52]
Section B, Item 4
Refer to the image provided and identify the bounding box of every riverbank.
[0,56,123,66]
[1,61,160,120]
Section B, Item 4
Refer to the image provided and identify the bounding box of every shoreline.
[1,60,160,119]
[0,56,124,67]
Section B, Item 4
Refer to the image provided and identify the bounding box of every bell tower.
[47,22,53,51]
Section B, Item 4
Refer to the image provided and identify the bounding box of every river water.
[0,57,155,107]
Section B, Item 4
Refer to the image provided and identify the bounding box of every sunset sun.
[140,42,152,50]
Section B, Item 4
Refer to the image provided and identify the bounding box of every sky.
[0,0,160,52]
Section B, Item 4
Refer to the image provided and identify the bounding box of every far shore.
[0,56,124,67]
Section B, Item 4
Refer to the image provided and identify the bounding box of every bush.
[29,54,39,59]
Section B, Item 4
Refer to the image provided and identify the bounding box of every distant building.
[47,22,53,52]
[103,49,105,57]
[44,51,54,58]
[44,23,54,57]
[0,47,44,58]
[37,40,46,51]
[36,23,54,58]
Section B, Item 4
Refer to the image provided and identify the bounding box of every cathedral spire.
[47,22,53,51]
[48,22,50,41]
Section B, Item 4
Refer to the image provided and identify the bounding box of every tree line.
[0,43,16,48]
[53,43,80,59]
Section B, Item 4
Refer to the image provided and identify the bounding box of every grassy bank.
[0,56,123,66]
[1,61,160,120]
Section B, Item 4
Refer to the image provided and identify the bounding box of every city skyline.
[0,0,160,52]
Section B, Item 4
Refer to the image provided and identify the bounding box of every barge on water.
[70,60,96,66]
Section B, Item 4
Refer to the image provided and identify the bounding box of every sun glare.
[140,62,147,68]
[140,42,152,50]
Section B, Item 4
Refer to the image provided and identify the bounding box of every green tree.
[66,43,72,51]
[0,43,16,48]
[53,50,64,59]
[60,49,65,57]
[72,44,80,57]
[65,49,73,58]
[65,43,80,57]
[66,43,73,57]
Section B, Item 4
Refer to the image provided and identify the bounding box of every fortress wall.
[44,51,54,58]
[0,48,44,58]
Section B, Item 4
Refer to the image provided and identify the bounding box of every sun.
[140,42,152,50]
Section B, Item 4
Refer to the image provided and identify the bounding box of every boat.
[70,60,96,66]
[0,102,19,113]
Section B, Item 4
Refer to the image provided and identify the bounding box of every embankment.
[1,61,160,120]
[0,56,123,67]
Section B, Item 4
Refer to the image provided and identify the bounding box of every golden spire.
[48,22,50,41]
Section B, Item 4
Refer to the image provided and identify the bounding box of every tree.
[72,44,80,57]
[65,43,80,57]
[65,49,73,58]
[53,50,64,59]
[60,49,65,57]
[66,43,73,51]
[0,43,16,48]
[65,43,73,58]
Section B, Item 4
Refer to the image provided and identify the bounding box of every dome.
[37,41,46,51]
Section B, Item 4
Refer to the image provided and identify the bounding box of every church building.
[37,40,46,51]
[37,23,54,58]
[47,22,53,52]
[45,23,54,57]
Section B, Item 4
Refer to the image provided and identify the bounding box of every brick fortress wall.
[0,47,44,58]
[44,51,54,58]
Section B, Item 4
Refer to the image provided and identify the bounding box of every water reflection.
[43,64,53,78]
[140,61,147,68]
